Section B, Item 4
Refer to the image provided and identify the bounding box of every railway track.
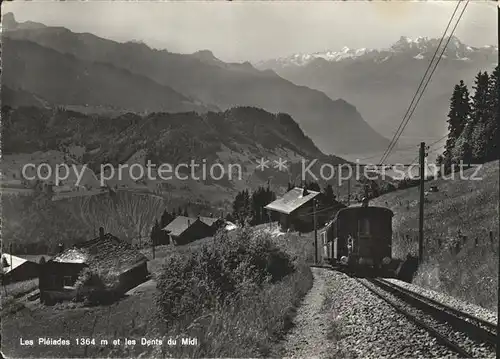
[356,277,497,358]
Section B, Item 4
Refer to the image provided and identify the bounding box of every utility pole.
[347,177,351,206]
[10,244,13,274]
[418,142,425,264]
[497,10,500,359]
[313,198,318,264]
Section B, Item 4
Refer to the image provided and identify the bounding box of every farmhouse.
[162,216,215,245]
[199,216,225,231]
[1,254,39,284]
[265,187,346,232]
[39,228,148,304]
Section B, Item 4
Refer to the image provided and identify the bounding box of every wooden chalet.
[265,187,346,232]
[162,216,215,245]
[199,216,225,232]
[1,253,39,284]
[39,228,148,304]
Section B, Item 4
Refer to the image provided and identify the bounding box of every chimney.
[99,227,105,240]
[58,243,64,253]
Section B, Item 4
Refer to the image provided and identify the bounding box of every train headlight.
[382,257,391,265]
[340,256,348,265]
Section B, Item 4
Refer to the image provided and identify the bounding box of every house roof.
[17,254,52,263]
[265,187,320,215]
[199,216,220,226]
[162,216,198,237]
[1,253,32,274]
[51,233,148,275]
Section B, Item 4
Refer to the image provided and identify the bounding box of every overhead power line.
[361,134,448,164]
[380,0,469,164]
[427,134,448,148]
[378,0,468,165]
[355,144,421,162]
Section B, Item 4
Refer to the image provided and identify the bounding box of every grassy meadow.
[371,160,499,310]
[2,227,314,358]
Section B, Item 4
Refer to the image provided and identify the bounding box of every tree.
[469,71,491,162]
[225,212,235,223]
[323,184,336,205]
[435,155,444,177]
[485,66,499,161]
[452,122,474,169]
[160,209,173,228]
[249,186,277,225]
[150,219,163,246]
[443,80,471,172]
[232,189,251,226]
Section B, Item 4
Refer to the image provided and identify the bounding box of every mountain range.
[1,13,389,156]
[257,35,498,160]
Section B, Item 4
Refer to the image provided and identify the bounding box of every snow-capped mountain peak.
[257,36,497,69]
[268,46,376,67]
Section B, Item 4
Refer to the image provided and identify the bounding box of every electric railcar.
[321,203,394,275]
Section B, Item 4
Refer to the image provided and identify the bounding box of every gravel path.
[279,268,462,358]
[280,267,337,358]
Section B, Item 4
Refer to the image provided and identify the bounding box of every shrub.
[74,267,121,305]
[155,227,295,325]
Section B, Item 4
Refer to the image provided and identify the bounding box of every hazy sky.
[3,1,498,63]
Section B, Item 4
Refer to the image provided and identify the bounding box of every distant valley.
[257,36,498,161]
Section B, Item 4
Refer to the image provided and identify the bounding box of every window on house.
[358,218,370,236]
[63,276,74,287]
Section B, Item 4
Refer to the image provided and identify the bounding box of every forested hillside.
[437,66,499,172]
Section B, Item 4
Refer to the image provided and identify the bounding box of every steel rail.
[376,278,497,335]
[356,278,474,358]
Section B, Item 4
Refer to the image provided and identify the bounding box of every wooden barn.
[1,253,39,284]
[39,228,148,304]
[265,187,346,232]
[162,216,215,245]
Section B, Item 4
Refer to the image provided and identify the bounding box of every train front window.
[358,218,370,236]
